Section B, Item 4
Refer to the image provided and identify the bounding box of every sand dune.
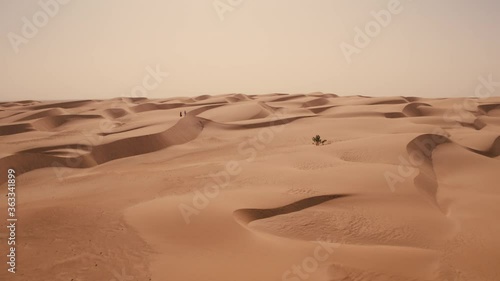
[0,123,35,136]
[16,108,68,122]
[1,93,499,281]
[478,103,500,115]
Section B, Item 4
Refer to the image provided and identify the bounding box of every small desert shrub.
[312,135,327,146]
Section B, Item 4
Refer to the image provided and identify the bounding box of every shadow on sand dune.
[233,194,350,224]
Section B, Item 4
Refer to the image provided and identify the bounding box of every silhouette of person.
[184,110,187,116]
[180,111,182,117]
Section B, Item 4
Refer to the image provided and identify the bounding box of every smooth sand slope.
[1,94,500,281]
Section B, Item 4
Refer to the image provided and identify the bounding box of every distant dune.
[1,93,500,281]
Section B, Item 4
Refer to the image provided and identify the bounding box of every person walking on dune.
[184,110,187,116]
[180,111,182,117]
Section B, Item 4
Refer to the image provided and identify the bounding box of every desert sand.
[1,93,500,281]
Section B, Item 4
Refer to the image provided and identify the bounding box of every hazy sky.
[1,0,499,100]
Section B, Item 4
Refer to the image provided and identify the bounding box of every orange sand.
[1,93,500,281]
